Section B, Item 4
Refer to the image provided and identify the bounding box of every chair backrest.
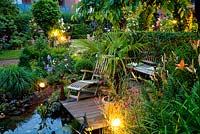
[91,55,109,80]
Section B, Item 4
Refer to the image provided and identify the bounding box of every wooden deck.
[61,97,108,131]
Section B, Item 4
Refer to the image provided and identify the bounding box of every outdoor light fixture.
[39,82,45,88]
[111,118,121,127]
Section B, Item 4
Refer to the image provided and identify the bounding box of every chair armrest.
[141,60,157,66]
[80,70,94,80]
[80,70,94,73]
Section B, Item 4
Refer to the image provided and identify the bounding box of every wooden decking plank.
[64,98,97,107]
[67,105,99,113]
[61,97,108,131]
[66,103,98,110]
[76,112,103,121]
[70,110,101,118]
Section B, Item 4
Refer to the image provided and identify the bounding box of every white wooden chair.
[67,55,109,101]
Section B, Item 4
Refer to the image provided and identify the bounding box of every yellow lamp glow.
[58,35,67,44]
[60,36,65,41]
[39,82,45,88]
[172,20,177,24]
[111,118,121,127]
[53,30,58,37]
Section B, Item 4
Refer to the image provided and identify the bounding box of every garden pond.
[0,106,78,134]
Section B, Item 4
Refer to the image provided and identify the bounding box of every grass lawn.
[0,49,22,60]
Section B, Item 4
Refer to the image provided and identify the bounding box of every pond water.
[0,109,73,134]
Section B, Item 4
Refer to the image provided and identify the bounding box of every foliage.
[97,32,199,133]
[0,15,17,49]
[28,19,44,40]
[36,104,48,119]
[0,0,19,49]
[165,0,190,31]
[9,32,30,49]
[15,12,33,34]
[74,58,94,80]
[18,36,50,70]
[139,80,200,133]
[46,48,73,85]
[18,36,74,86]
[0,103,9,113]
[18,47,33,70]
[62,12,73,24]
[0,65,36,99]
[138,3,155,31]
[135,39,200,133]
[0,0,19,16]
[32,0,62,36]
[75,31,144,70]
[74,31,146,93]
[74,58,94,73]
[73,0,194,33]
[73,0,140,30]
[129,31,196,56]
[70,24,91,39]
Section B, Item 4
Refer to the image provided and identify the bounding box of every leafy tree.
[74,0,193,32]
[0,0,19,45]
[0,0,19,16]
[74,0,136,30]
[32,0,62,36]
[15,12,33,34]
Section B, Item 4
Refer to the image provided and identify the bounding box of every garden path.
[0,59,19,66]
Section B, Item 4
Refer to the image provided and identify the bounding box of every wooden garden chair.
[67,55,109,101]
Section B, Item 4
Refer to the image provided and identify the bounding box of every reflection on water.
[0,110,72,134]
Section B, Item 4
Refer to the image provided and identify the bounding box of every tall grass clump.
[0,65,36,99]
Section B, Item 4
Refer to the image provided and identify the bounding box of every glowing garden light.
[172,20,177,24]
[58,35,67,44]
[111,118,121,127]
[53,29,59,37]
[39,82,45,88]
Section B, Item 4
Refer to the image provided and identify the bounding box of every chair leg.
[77,91,81,101]
[67,89,71,100]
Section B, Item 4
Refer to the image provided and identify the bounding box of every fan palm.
[73,31,146,92]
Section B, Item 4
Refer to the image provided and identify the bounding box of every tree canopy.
[73,0,197,32]
[32,0,62,36]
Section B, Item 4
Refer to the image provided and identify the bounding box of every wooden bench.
[128,55,161,79]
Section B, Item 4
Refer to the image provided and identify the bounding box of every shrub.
[15,12,32,34]
[70,24,90,39]
[32,0,62,36]
[74,59,94,73]
[0,65,36,99]
[128,31,196,57]
[74,58,94,79]
[62,12,73,23]
[18,47,33,69]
